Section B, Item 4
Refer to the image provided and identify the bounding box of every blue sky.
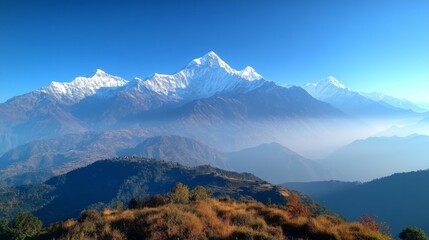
[0,0,428,103]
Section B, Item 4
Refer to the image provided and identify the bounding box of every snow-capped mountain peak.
[324,76,347,89]
[35,52,265,104]
[94,68,107,76]
[303,76,354,99]
[239,66,263,81]
[187,52,262,81]
[134,51,265,99]
[39,69,128,103]
[189,51,230,69]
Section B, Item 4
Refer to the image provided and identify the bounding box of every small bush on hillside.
[167,182,190,204]
[80,209,101,222]
[285,193,310,218]
[128,197,145,209]
[128,194,168,209]
[115,201,124,212]
[144,194,167,207]
[190,185,212,201]
[399,226,429,240]
[358,214,390,235]
[0,212,43,240]
[217,194,234,203]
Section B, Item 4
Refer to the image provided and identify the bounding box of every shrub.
[218,194,234,203]
[7,212,43,240]
[128,195,167,210]
[80,209,101,222]
[358,214,380,231]
[128,197,146,209]
[0,218,9,239]
[115,201,124,212]
[190,185,212,201]
[168,182,190,204]
[231,213,252,226]
[231,226,282,240]
[285,193,310,218]
[399,226,429,240]
[145,206,205,239]
[145,194,167,208]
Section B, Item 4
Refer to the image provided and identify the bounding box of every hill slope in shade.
[118,135,227,169]
[0,129,151,186]
[281,181,361,200]
[322,134,429,181]
[225,143,332,183]
[319,169,429,235]
[0,157,317,224]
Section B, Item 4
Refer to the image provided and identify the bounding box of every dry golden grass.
[41,198,391,240]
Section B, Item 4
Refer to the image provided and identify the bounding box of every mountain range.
[360,91,427,113]
[0,51,358,186]
[0,51,427,187]
[302,76,422,118]
[0,52,346,157]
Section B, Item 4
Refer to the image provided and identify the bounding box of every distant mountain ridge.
[318,169,429,235]
[360,91,426,113]
[303,77,418,117]
[281,181,361,200]
[118,135,227,169]
[225,142,331,183]
[321,134,429,181]
[0,133,331,187]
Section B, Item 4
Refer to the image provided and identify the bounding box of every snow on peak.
[324,76,347,89]
[188,51,232,71]
[304,76,348,89]
[94,69,107,76]
[303,76,353,99]
[40,69,128,103]
[239,66,263,81]
[137,51,265,98]
[188,52,262,81]
[36,52,265,103]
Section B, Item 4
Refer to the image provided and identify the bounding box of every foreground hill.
[37,196,390,240]
[0,157,318,224]
[318,169,429,235]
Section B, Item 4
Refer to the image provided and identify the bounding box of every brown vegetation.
[39,189,391,240]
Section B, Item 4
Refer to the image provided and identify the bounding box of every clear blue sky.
[1,0,428,103]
